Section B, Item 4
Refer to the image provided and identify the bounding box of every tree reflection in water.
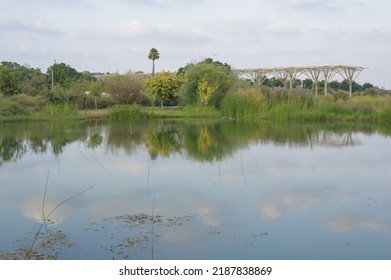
[2,120,390,166]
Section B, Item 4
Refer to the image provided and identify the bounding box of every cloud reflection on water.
[1,121,391,259]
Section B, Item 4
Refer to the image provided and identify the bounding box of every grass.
[41,103,79,119]
[100,105,220,120]
[109,105,153,120]
[221,88,318,120]
[221,88,391,123]
[143,105,221,118]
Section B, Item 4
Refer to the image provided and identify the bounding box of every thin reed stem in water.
[241,151,251,193]
[25,176,93,260]
[41,170,50,230]
[151,194,156,260]
[218,161,223,188]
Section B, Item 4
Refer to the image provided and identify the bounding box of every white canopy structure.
[234,65,365,97]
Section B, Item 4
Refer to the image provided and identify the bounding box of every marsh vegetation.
[1,59,390,122]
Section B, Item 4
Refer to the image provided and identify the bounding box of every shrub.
[333,90,349,102]
[103,74,149,105]
[79,93,118,109]
[0,99,25,115]
[345,103,373,114]
[362,88,379,96]
[0,94,47,116]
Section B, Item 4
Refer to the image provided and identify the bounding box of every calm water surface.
[1,120,391,259]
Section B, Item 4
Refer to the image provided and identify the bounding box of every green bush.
[46,85,78,105]
[80,94,118,109]
[0,94,47,116]
[333,90,349,102]
[0,99,25,115]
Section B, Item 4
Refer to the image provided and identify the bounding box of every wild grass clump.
[221,88,318,119]
[220,88,391,122]
[315,95,391,122]
[221,88,266,119]
[109,105,152,120]
[42,103,79,119]
[373,107,391,123]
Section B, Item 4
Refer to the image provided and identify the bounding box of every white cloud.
[328,213,391,234]
[258,185,357,220]
[0,16,64,38]
[279,0,347,11]
[115,20,151,36]
[1,0,390,86]
[115,160,147,175]
[118,0,205,9]
[266,21,303,36]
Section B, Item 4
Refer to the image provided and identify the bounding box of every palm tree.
[148,48,160,76]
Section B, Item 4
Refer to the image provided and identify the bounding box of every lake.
[1,119,391,260]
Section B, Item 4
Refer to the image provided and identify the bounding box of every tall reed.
[109,105,152,120]
[221,88,317,119]
[42,103,79,119]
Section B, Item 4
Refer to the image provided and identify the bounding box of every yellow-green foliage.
[197,78,215,106]
[145,71,182,107]
[350,95,391,112]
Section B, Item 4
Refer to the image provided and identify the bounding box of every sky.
[1,0,390,87]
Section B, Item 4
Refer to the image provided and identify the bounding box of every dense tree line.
[0,59,389,117]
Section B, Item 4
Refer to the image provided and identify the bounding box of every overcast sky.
[1,0,390,87]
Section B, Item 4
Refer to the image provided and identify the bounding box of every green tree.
[89,82,104,110]
[46,62,82,88]
[302,78,313,90]
[148,48,160,76]
[0,63,18,95]
[329,80,341,91]
[0,62,48,96]
[145,71,182,108]
[362,82,374,91]
[178,58,235,107]
[22,68,49,96]
[267,77,284,88]
[341,79,362,92]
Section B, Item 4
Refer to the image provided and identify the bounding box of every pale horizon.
[1,0,390,88]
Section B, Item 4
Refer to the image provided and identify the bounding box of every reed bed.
[109,105,153,120]
[221,88,391,122]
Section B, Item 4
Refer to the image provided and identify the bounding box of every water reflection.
[2,120,389,165]
[1,120,391,259]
